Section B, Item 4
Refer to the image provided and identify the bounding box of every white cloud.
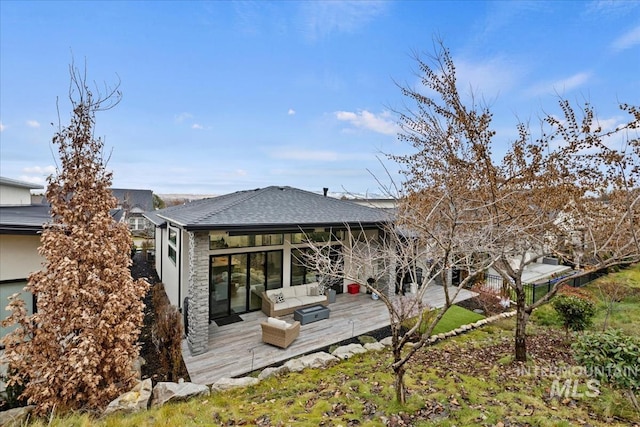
[611,25,640,52]
[23,165,56,176]
[0,122,5,132]
[192,123,204,130]
[272,148,339,161]
[334,110,397,135]
[26,120,40,128]
[454,57,522,100]
[17,165,56,187]
[270,146,375,162]
[288,108,296,115]
[525,72,592,97]
[174,112,193,123]
[300,1,387,41]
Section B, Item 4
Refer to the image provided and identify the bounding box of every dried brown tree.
[1,65,149,414]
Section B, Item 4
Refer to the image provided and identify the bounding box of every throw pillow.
[273,292,285,304]
[267,317,287,328]
[309,286,319,296]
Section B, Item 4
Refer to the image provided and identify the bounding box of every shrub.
[552,293,596,335]
[572,330,640,391]
[151,283,185,381]
[470,283,507,315]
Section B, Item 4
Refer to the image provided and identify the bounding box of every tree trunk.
[394,365,406,404]
[514,288,529,362]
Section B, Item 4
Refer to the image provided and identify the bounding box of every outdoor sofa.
[261,282,328,317]
[261,317,301,348]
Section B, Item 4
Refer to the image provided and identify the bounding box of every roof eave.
[183,221,389,233]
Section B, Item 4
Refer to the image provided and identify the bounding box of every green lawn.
[431,304,485,335]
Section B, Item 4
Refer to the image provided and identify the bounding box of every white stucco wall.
[153,227,163,280]
[159,225,180,307]
[0,234,43,281]
[0,184,33,206]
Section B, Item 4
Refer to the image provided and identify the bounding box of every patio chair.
[261,318,300,349]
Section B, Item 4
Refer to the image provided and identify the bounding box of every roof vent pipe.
[323,187,328,197]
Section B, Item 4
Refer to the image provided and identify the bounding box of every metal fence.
[481,269,608,305]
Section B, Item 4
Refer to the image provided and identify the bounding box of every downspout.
[159,228,164,282]
[178,229,182,309]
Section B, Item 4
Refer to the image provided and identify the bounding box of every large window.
[291,246,344,290]
[1,281,35,341]
[209,232,283,250]
[289,230,344,244]
[291,248,321,285]
[168,226,178,263]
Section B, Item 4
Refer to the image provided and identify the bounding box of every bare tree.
[1,64,149,414]
[302,204,497,404]
[391,39,640,363]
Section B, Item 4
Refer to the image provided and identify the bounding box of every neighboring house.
[144,186,390,355]
[0,177,46,340]
[111,188,154,242]
[350,198,396,210]
[0,177,126,341]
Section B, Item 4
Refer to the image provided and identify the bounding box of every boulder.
[284,352,339,372]
[380,336,393,346]
[151,381,210,407]
[0,405,35,426]
[258,365,289,380]
[210,377,259,392]
[364,342,386,352]
[331,343,367,360]
[104,378,153,415]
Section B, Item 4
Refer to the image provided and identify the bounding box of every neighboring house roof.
[111,188,154,213]
[0,205,51,234]
[0,176,44,190]
[146,186,390,232]
[0,205,125,234]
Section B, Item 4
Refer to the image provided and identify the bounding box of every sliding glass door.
[209,250,282,320]
[210,256,230,319]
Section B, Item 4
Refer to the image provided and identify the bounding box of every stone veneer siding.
[187,231,210,355]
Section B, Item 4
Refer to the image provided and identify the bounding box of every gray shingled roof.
[0,206,125,234]
[111,188,154,212]
[148,186,390,231]
[0,205,50,233]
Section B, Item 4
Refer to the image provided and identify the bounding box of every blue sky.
[1,1,639,196]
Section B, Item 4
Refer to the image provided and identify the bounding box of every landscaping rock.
[380,336,393,346]
[0,405,35,426]
[151,381,210,407]
[104,378,153,415]
[284,352,339,372]
[132,356,146,381]
[210,377,259,392]
[331,343,367,359]
[258,365,289,380]
[364,342,386,352]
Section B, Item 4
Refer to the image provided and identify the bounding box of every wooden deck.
[182,286,477,385]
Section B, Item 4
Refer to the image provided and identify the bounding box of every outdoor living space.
[182,284,477,385]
